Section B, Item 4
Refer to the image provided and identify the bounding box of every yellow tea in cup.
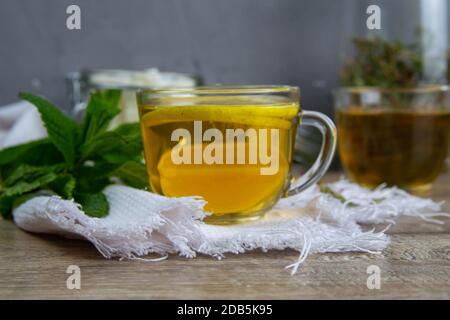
[138,86,336,224]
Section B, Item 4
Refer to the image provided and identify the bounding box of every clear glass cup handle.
[288,110,337,196]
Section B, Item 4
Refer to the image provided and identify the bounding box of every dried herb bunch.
[341,37,423,88]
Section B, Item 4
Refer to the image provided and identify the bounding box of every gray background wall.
[0,0,448,115]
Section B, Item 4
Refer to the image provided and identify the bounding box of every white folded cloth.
[2,101,448,274]
[0,101,46,148]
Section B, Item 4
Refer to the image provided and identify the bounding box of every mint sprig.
[0,90,149,219]
[19,93,79,165]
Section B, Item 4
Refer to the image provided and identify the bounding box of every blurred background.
[2,0,450,174]
[2,0,447,114]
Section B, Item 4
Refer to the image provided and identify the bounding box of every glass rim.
[66,69,200,91]
[138,85,299,96]
[334,85,450,95]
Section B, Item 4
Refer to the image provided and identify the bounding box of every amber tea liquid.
[139,96,299,220]
[337,108,450,190]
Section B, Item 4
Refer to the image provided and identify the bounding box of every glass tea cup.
[138,86,336,224]
[334,86,450,191]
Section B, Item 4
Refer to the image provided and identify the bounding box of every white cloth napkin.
[0,101,46,148]
[2,101,449,274]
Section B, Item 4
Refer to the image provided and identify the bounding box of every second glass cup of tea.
[138,86,336,224]
[334,86,450,192]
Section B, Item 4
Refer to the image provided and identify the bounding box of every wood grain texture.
[1,173,449,299]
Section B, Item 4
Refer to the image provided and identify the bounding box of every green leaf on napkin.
[0,171,59,218]
[319,184,386,208]
[48,174,76,199]
[113,161,149,189]
[0,90,148,219]
[74,192,109,218]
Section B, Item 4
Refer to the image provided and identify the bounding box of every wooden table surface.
[1,172,449,300]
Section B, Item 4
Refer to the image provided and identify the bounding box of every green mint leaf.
[0,170,59,218]
[0,138,57,166]
[97,123,142,163]
[3,171,58,197]
[319,184,358,208]
[73,161,119,194]
[80,122,142,161]
[76,161,121,179]
[2,90,137,220]
[80,90,122,144]
[113,161,149,189]
[101,153,142,164]
[3,164,43,186]
[3,164,65,187]
[21,141,65,167]
[48,175,76,199]
[0,195,14,219]
[0,143,64,186]
[74,192,109,218]
[19,92,78,165]
[75,177,110,194]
